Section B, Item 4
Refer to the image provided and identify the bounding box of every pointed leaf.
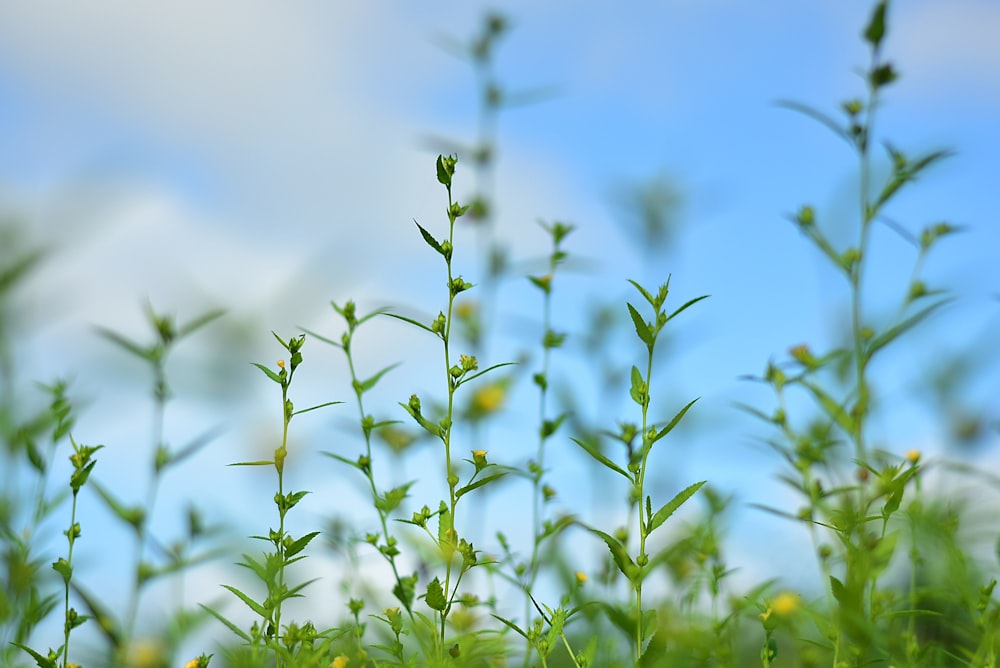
[10,643,58,668]
[199,604,251,642]
[491,614,529,640]
[415,221,445,256]
[627,279,656,308]
[648,480,706,534]
[383,312,434,334]
[648,397,699,447]
[583,525,638,583]
[570,437,630,480]
[664,295,710,324]
[358,363,403,394]
[800,380,855,434]
[221,584,269,618]
[291,400,342,416]
[177,308,226,338]
[251,362,282,384]
[376,482,416,513]
[627,303,653,346]
[864,300,949,363]
[285,531,320,559]
[456,472,508,500]
[95,327,150,360]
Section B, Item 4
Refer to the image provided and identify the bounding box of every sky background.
[1,0,999,660]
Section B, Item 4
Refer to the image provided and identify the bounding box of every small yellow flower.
[277,359,286,368]
[471,450,488,468]
[575,571,588,584]
[905,449,921,464]
[471,383,506,414]
[331,655,350,668]
[772,591,799,617]
[455,300,477,319]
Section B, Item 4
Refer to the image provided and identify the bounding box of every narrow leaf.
[456,472,508,500]
[359,363,403,393]
[251,362,282,384]
[648,480,706,534]
[584,525,638,583]
[570,437,630,480]
[800,380,855,434]
[649,397,699,446]
[285,531,320,559]
[415,221,445,256]
[864,300,949,363]
[199,604,251,642]
[627,279,656,307]
[383,312,434,334]
[221,584,269,618]
[627,303,653,346]
[664,295,710,324]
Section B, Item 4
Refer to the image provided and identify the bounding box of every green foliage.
[2,3,998,668]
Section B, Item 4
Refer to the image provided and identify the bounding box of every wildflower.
[575,571,588,585]
[472,450,488,469]
[471,383,506,414]
[905,449,921,464]
[331,655,350,668]
[772,591,799,617]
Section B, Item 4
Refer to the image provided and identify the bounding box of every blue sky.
[2,0,999,657]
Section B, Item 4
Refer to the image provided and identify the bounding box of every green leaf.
[629,365,648,407]
[199,604,252,642]
[358,363,402,394]
[570,437,631,481]
[228,460,274,467]
[425,577,447,611]
[648,397,699,448]
[864,300,949,363]
[221,584,269,618]
[583,525,638,583]
[399,401,442,437]
[863,1,887,47]
[95,327,151,361]
[376,482,416,513]
[648,480,706,534]
[415,221,445,256]
[285,531,320,559]
[491,614,528,639]
[455,472,508,500]
[383,312,435,334]
[10,643,57,668]
[158,426,224,472]
[800,380,855,434]
[291,400,342,416]
[627,279,656,308]
[458,361,518,386]
[251,362,282,384]
[664,295,710,324]
[177,308,226,338]
[627,303,653,346]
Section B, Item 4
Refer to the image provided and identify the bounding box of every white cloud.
[894,1,1000,104]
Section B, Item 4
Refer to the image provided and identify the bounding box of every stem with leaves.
[573,277,707,662]
[392,155,512,660]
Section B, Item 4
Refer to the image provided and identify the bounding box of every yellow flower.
[905,449,921,464]
[277,359,286,368]
[331,655,350,668]
[575,571,588,585]
[471,383,506,414]
[772,591,799,617]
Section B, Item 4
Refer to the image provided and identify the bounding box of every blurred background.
[1,0,998,662]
